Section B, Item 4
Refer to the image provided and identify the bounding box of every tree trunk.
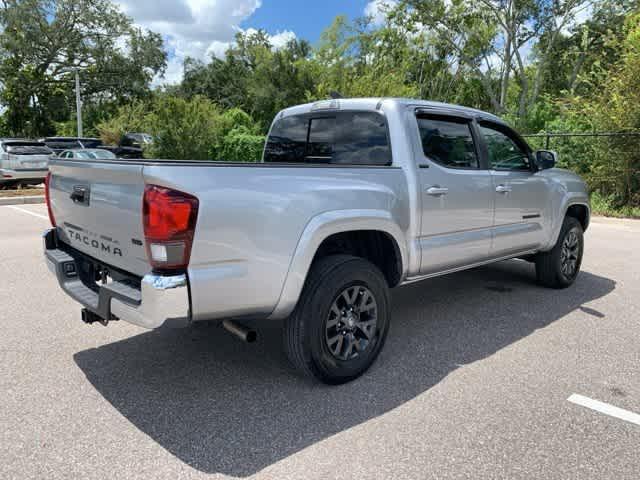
[500,36,512,109]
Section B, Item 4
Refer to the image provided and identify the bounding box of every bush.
[216,127,265,162]
[97,101,150,147]
[218,108,258,137]
[145,95,222,160]
[96,97,263,161]
[591,191,640,218]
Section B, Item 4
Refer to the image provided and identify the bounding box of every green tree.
[180,30,314,131]
[400,0,593,120]
[0,0,166,137]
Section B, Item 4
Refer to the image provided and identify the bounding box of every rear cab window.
[2,142,53,155]
[416,115,479,169]
[264,111,392,166]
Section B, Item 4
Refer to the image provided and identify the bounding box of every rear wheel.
[283,255,390,384]
[535,216,584,288]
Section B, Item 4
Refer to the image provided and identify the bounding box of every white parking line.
[4,205,49,220]
[568,394,640,426]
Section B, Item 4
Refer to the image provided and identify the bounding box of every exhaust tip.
[246,330,258,343]
[222,320,257,343]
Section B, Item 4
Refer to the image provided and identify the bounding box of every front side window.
[264,111,391,166]
[480,124,531,171]
[417,116,479,169]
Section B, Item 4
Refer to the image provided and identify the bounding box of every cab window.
[479,123,531,171]
[264,111,392,166]
[416,116,479,169]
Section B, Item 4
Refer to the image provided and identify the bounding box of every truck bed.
[47,157,409,321]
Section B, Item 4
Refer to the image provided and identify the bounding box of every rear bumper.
[0,168,48,182]
[43,229,190,329]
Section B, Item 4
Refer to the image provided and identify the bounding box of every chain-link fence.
[522,132,640,209]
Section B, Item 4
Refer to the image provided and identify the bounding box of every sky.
[113,0,391,85]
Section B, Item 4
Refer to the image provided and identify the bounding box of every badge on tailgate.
[64,223,124,258]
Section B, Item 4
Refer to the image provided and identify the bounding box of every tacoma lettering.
[67,230,122,257]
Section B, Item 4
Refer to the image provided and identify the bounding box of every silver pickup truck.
[43,98,589,384]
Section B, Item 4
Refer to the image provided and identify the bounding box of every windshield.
[80,139,103,148]
[72,150,117,159]
[91,149,116,159]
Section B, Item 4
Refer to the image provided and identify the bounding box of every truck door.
[477,122,550,256]
[416,113,494,274]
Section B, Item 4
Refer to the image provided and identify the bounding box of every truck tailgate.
[49,160,150,277]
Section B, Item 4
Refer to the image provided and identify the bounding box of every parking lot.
[1,203,638,479]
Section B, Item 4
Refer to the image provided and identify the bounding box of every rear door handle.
[426,186,449,196]
[496,185,513,194]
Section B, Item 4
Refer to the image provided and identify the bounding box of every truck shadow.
[73,260,615,477]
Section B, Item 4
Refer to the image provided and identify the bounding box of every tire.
[535,216,584,289]
[283,254,391,384]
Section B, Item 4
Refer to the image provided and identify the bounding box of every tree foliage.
[0,0,167,137]
[98,95,264,161]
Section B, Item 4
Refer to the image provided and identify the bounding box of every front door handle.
[426,186,449,196]
[496,185,513,194]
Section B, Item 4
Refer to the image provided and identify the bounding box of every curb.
[0,195,45,206]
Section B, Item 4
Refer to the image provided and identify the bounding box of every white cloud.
[364,0,398,26]
[114,0,295,86]
[266,30,297,49]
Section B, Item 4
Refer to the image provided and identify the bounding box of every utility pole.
[74,68,83,138]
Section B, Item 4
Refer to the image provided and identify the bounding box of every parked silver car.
[43,98,590,384]
[0,139,52,188]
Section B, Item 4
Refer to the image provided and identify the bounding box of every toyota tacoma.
[43,98,590,384]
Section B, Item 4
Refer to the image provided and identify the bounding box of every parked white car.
[0,139,52,188]
[58,149,117,160]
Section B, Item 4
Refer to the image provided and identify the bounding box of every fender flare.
[268,209,408,320]
[546,198,590,250]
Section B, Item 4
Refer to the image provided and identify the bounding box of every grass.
[0,186,44,198]
[590,192,640,219]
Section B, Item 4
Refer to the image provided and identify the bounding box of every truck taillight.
[45,172,56,227]
[143,184,199,271]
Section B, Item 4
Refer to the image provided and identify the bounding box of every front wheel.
[535,216,584,289]
[283,255,391,384]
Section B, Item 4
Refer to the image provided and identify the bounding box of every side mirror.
[535,150,557,170]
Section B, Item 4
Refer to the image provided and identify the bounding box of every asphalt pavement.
[1,204,638,479]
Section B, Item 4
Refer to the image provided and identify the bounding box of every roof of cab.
[278,97,506,125]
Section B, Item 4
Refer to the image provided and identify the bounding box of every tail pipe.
[222,320,257,343]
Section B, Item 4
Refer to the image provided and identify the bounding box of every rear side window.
[334,112,391,165]
[264,111,391,166]
[417,116,478,169]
